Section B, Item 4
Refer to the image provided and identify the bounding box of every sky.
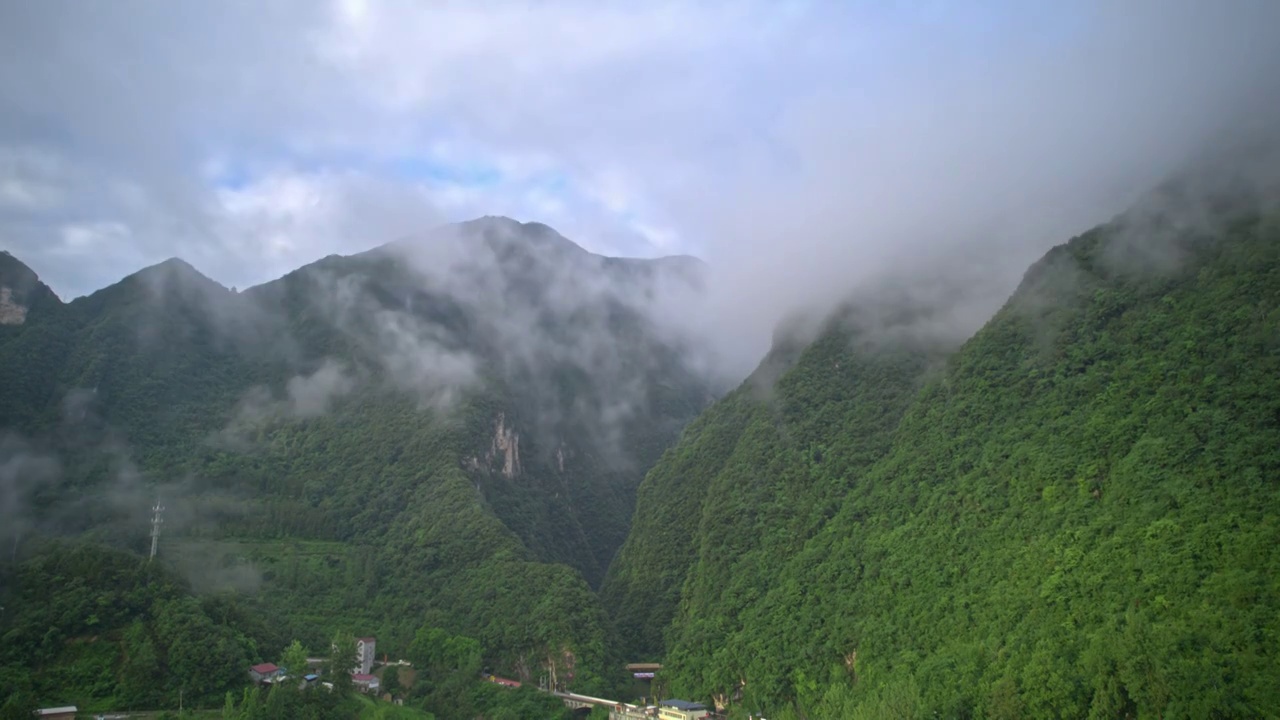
[2,0,1280,366]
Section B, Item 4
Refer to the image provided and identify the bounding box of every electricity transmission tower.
[149,501,165,562]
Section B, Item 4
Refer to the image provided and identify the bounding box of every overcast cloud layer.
[2,0,1279,375]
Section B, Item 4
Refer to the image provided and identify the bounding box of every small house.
[36,708,78,720]
[352,673,381,693]
[250,662,283,683]
[658,699,710,720]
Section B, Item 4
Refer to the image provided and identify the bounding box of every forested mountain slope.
[601,307,952,663]
[607,174,1280,717]
[0,217,714,711]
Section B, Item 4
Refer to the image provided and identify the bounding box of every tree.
[327,632,356,695]
[0,691,37,720]
[280,639,309,680]
[382,665,401,698]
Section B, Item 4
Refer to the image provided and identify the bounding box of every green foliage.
[0,691,38,720]
[604,324,939,667]
[281,639,310,679]
[0,221,713,707]
[614,207,1280,716]
[382,665,402,698]
[218,682,389,720]
[469,684,572,720]
[0,542,261,711]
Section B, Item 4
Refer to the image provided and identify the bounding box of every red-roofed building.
[250,663,282,683]
[490,676,522,689]
[352,673,381,693]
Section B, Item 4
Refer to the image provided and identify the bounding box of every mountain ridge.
[0,215,718,712]
[604,173,1280,717]
[0,250,61,326]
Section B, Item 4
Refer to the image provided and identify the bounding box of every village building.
[36,708,78,720]
[657,699,711,720]
[355,636,377,675]
[249,662,283,683]
[609,704,658,719]
[352,673,381,693]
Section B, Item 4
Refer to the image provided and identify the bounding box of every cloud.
[0,399,266,593]
[286,361,359,419]
[667,0,1280,377]
[55,221,132,257]
[211,168,443,276]
[1,0,1278,379]
[224,360,361,441]
[0,434,62,563]
[372,218,712,461]
[0,146,65,211]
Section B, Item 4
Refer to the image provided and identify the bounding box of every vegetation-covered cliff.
[605,168,1280,717]
[0,217,714,715]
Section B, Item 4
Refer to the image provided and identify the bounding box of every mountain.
[0,217,715,713]
[604,168,1280,716]
[0,250,60,332]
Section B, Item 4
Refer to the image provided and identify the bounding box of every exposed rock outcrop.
[0,287,28,325]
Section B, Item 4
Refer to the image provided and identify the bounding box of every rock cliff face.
[490,412,521,479]
[0,287,27,325]
[0,251,59,327]
[466,411,522,479]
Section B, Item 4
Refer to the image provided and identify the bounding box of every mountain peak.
[461,215,590,257]
[73,256,231,316]
[0,250,39,284]
[0,250,61,325]
[127,257,225,291]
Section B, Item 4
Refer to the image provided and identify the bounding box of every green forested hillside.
[602,316,947,663]
[0,217,712,714]
[608,189,1280,716]
[0,542,276,713]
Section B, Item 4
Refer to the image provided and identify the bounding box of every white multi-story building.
[355,637,376,675]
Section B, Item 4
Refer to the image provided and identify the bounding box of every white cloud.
[0,0,1278,373]
[211,168,442,279]
[0,146,65,211]
[631,222,679,252]
[55,221,131,257]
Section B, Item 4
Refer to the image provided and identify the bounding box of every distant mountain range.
[0,216,717,707]
[6,141,1280,718]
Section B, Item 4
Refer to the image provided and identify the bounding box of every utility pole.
[149,500,165,562]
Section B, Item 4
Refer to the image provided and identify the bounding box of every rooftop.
[251,663,280,673]
[660,699,706,711]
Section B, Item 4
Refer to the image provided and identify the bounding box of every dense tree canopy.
[0,219,710,711]
[607,190,1280,716]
